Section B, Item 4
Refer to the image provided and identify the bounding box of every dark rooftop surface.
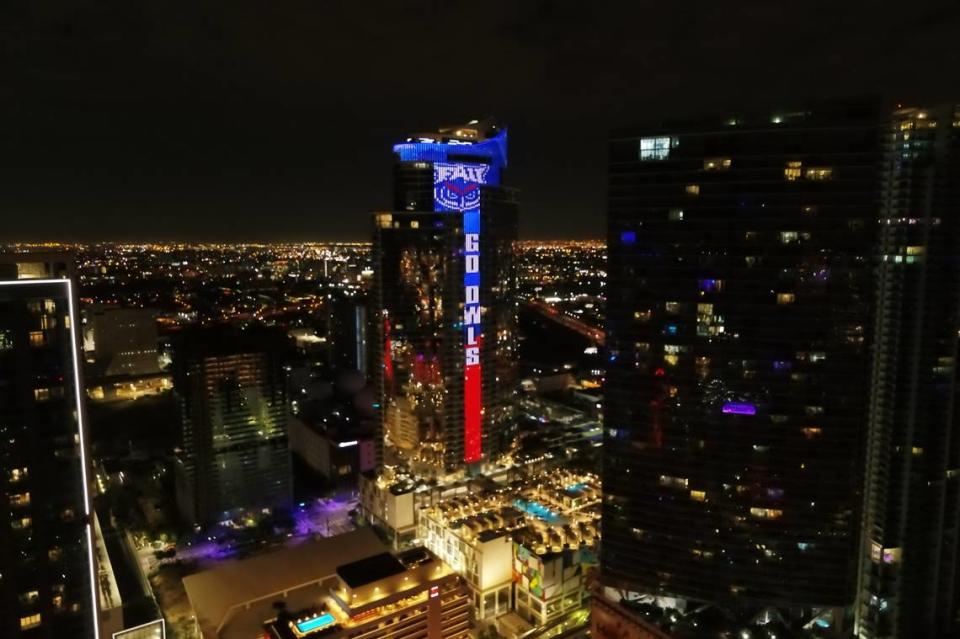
[337,552,406,589]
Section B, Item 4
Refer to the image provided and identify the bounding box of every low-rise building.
[417,470,601,625]
[359,469,418,548]
[263,547,471,639]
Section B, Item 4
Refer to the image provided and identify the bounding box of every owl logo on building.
[434,162,489,212]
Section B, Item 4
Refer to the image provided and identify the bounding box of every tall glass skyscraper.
[603,101,960,637]
[604,103,881,615]
[372,120,518,476]
[173,327,292,525]
[0,255,99,638]
[856,104,960,639]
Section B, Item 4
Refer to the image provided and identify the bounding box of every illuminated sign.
[394,129,507,465]
[337,440,358,448]
[434,162,490,212]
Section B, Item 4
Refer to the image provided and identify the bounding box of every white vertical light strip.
[65,278,101,639]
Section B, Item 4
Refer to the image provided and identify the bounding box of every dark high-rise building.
[0,255,100,638]
[372,120,518,475]
[604,104,882,616]
[328,291,368,377]
[856,105,960,639]
[173,327,292,525]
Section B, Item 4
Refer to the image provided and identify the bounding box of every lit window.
[659,475,689,489]
[912,447,924,456]
[690,490,706,502]
[802,205,817,215]
[685,184,700,196]
[409,220,419,229]
[376,214,393,228]
[749,507,783,519]
[784,161,802,181]
[870,541,883,563]
[639,136,677,160]
[0,330,12,351]
[633,310,651,321]
[664,301,680,314]
[634,342,650,352]
[29,331,45,347]
[805,167,833,180]
[801,427,822,439]
[20,614,41,630]
[668,208,684,221]
[905,246,925,255]
[9,467,28,483]
[777,293,795,305]
[10,492,30,507]
[780,231,798,244]
[19,591,39,605]
[703,157,732,171]
[663,354,679,366]
[883,547,902,564]
[698,278,723,293]
[43,299,56,314]
[33,388,51,402]
[12,517,32,530]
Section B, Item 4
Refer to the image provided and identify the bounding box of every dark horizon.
[4,1,959,242]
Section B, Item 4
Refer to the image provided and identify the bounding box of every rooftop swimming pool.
[513,498,564,524]
[295,613,336,635]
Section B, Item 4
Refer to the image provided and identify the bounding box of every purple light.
[722,402,756,416]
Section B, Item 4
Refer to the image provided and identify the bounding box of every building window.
[685,184,700,196]
[12,517,32,530]
[0,330,13,351]
[659,475,688,489]
[409,220,419,229]
[703,157,732,171]
[801,427,822,439]
[33,388,51,402]
[780,231,799,244]
[784,161,802,181]
[19,591,39,605]
[29,331,45,347]
[664,301,680,314]
[20,614,41,630]
[805,167,833,180]
[777,293,795,305]
[633,309,651,321]
[10,492,30,507]
[750,507,783,519]
[690,490,707,501]
[639,136,677,161]
[668,208,684,221]
[8,467,28,483]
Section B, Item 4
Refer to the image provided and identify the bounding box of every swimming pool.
[513,498,563,524]
[295,613,336,634]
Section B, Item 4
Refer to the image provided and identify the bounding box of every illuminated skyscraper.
[0,255,100,638]
[372,120,518,475]
[604,104,881,623]
[856,104,960,639]
[173,327,292,525]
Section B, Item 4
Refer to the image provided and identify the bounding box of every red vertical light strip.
[464,336,483,463]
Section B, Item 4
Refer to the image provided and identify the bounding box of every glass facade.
[372,122,518,474]
[604,104,881,607]
[856,105,960,639]
[0,262,98,638]
[173,328,292,524]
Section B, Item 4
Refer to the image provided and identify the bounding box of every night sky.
[4,1,958,242]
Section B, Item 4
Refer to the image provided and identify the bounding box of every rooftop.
[336,552,406,589]
[183,527,385,637]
